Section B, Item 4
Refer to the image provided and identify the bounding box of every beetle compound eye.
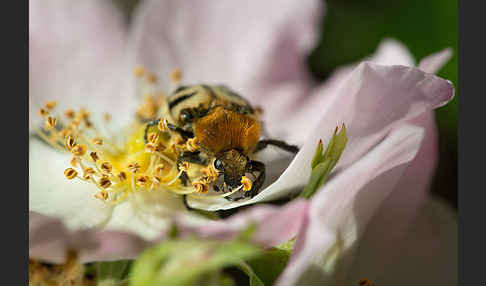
[214,159,224,170]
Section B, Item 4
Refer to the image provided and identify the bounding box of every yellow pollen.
[134,66,145,77]
[158,118,169,132]
[193,181,209,193]
[100,162,112,174]
[45,101,57,110]
[170,68,182,83]
[64,168,78,180]
[241,176,252,191]
[71,145,86,156]
[128,162,141,173]
[90,152,99,162]
[78,108,90,120]
[45,116,57,129]
[98,176,112,189]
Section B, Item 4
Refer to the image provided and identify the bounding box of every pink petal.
[276,124,425,285]
[269,38,415,143]
[126,0,322,102]
[29,212,150,263]
[198,63,453,211]
[29,0,134,120]
[418,48,453,74]
[177,199,309,247]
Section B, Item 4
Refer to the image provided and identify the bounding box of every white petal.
[29,0,134,123]
[29,139,113,230]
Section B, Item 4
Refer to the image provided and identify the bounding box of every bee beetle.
[145,84,298,201]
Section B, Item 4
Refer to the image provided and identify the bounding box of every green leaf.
[247,247,292,286]
[300,125,347,199]
[96,260,132,286]
[130,239,262,286]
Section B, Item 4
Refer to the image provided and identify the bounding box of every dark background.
[117,0,458,209]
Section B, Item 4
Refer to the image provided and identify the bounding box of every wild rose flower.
[29,0,322,241]
[29,2,456,284]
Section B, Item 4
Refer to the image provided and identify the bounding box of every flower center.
[31,67,250,205]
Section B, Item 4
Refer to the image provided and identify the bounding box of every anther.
[154,164,165,175]
[100,162,112,174]
[104,113,111,122]
[90,152,99,162]
[155,142,166,152]
[65,135,76,151]
[117,171,127,182]
[145,142,157,153]
[83,168,95,180]
[134,66,145,77]
[170,68,182,83]
[179,161,190,172]
[136,175,149,187]
[186,137,199,152]
[94,191,108,201]
[71,144,87,156]
[128,162,141,174]
[64,109,75,119]
[45,116,57,129]
[38,108,48,117]
[146,73,158,84]
[241,176,253,191]
[193,181,209,193]
[70,157,78,167]
[147,132,159,144]
[92,138,103,146]
[152,176,161,187]
[157,118,169,132]
[64,168,78,180]
[98,176,112,189]
[45,101,57,110]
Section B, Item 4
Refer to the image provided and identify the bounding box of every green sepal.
[300,124,347,199]
[129,239,262,286]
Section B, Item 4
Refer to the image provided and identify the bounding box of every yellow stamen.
[100,162,112,174]
[186,137,199,152]
[98,176,112,189]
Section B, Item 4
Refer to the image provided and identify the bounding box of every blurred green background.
[117,0,458,209]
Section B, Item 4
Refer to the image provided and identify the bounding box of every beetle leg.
[253,139,299,154]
